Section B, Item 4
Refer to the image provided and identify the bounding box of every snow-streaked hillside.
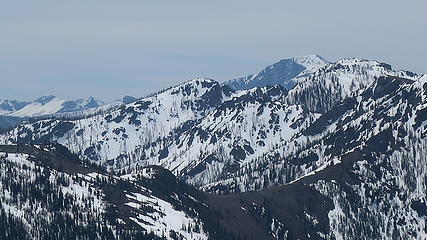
[0,144,209,240]
[209,74,426,191]
[198,74,427,238]
[224,54,329,90]
[164,86,317,187]
[0,79,315,188]
[286,58,418,113]
[1,78,233,167]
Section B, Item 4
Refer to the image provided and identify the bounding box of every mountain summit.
[224,54,329,90]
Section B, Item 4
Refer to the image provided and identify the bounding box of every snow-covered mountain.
[286,58,417,113]
[1,57,417,191]
[229,74,427,238]
[224,54,329,91]
[1,78,234,167]
[7,95,105,118]
[1,55,427,239]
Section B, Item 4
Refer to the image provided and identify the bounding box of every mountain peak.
[292,54,329,68]
[79,97,104,108]
[168,78,220,95]
[34,95,57,105]
[121,95,137,104]
[184,77,217,85]
[224,54,328,91]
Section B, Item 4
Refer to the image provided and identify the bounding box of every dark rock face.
[84,145,101,161]
[52,121,75,138]
[230,146,246,161]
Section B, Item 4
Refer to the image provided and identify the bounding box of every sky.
[1,0,426,102]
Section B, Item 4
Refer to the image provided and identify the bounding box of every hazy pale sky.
[1,0,426,102]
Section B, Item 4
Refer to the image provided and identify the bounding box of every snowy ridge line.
[26,101,125,122]
[6,96,106,118]
[143,77,217,98]
[23,78,216,123]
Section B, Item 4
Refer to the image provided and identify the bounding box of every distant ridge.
[224,54,329,90]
